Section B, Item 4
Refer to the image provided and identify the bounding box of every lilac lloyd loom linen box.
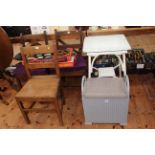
[81,76,129,125]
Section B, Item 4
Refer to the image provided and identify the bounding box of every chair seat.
[16,75,60,100]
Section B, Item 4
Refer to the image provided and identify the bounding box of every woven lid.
[83,77,128,98]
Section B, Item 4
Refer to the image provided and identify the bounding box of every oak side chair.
[15,41,64,125]
[54,29,87,86]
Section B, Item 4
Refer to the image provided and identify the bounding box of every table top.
[83,34,131,54]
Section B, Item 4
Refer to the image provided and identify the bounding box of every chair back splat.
[21,42,60,78]
[55,29,83,54]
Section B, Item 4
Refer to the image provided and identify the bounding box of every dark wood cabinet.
[1,26,31,37]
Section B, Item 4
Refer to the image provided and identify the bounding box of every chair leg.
[54,98,63,126]
[59,79,65,107]
[16,78,22,89]
[60,86,65,106]
[16,100,30,124]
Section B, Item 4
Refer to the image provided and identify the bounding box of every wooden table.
[83,34,131,78]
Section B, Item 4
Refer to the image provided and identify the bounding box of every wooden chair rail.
[57,44,82,50]
[23,108,56,113]
[27,62,55,70]
[21,44,55,55]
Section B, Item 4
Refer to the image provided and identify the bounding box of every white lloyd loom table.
[81,34,131,125]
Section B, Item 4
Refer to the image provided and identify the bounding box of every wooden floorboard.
[1,73,155,129]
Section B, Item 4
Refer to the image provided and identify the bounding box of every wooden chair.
[14,31,49,89]
[55,29,83,54]
[15,41,64,125]
[55,29,87,85]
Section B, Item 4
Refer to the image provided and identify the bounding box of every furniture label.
[137,64,144,69]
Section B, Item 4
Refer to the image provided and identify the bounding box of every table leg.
[122,53,127,75]
[88,56,91,78]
